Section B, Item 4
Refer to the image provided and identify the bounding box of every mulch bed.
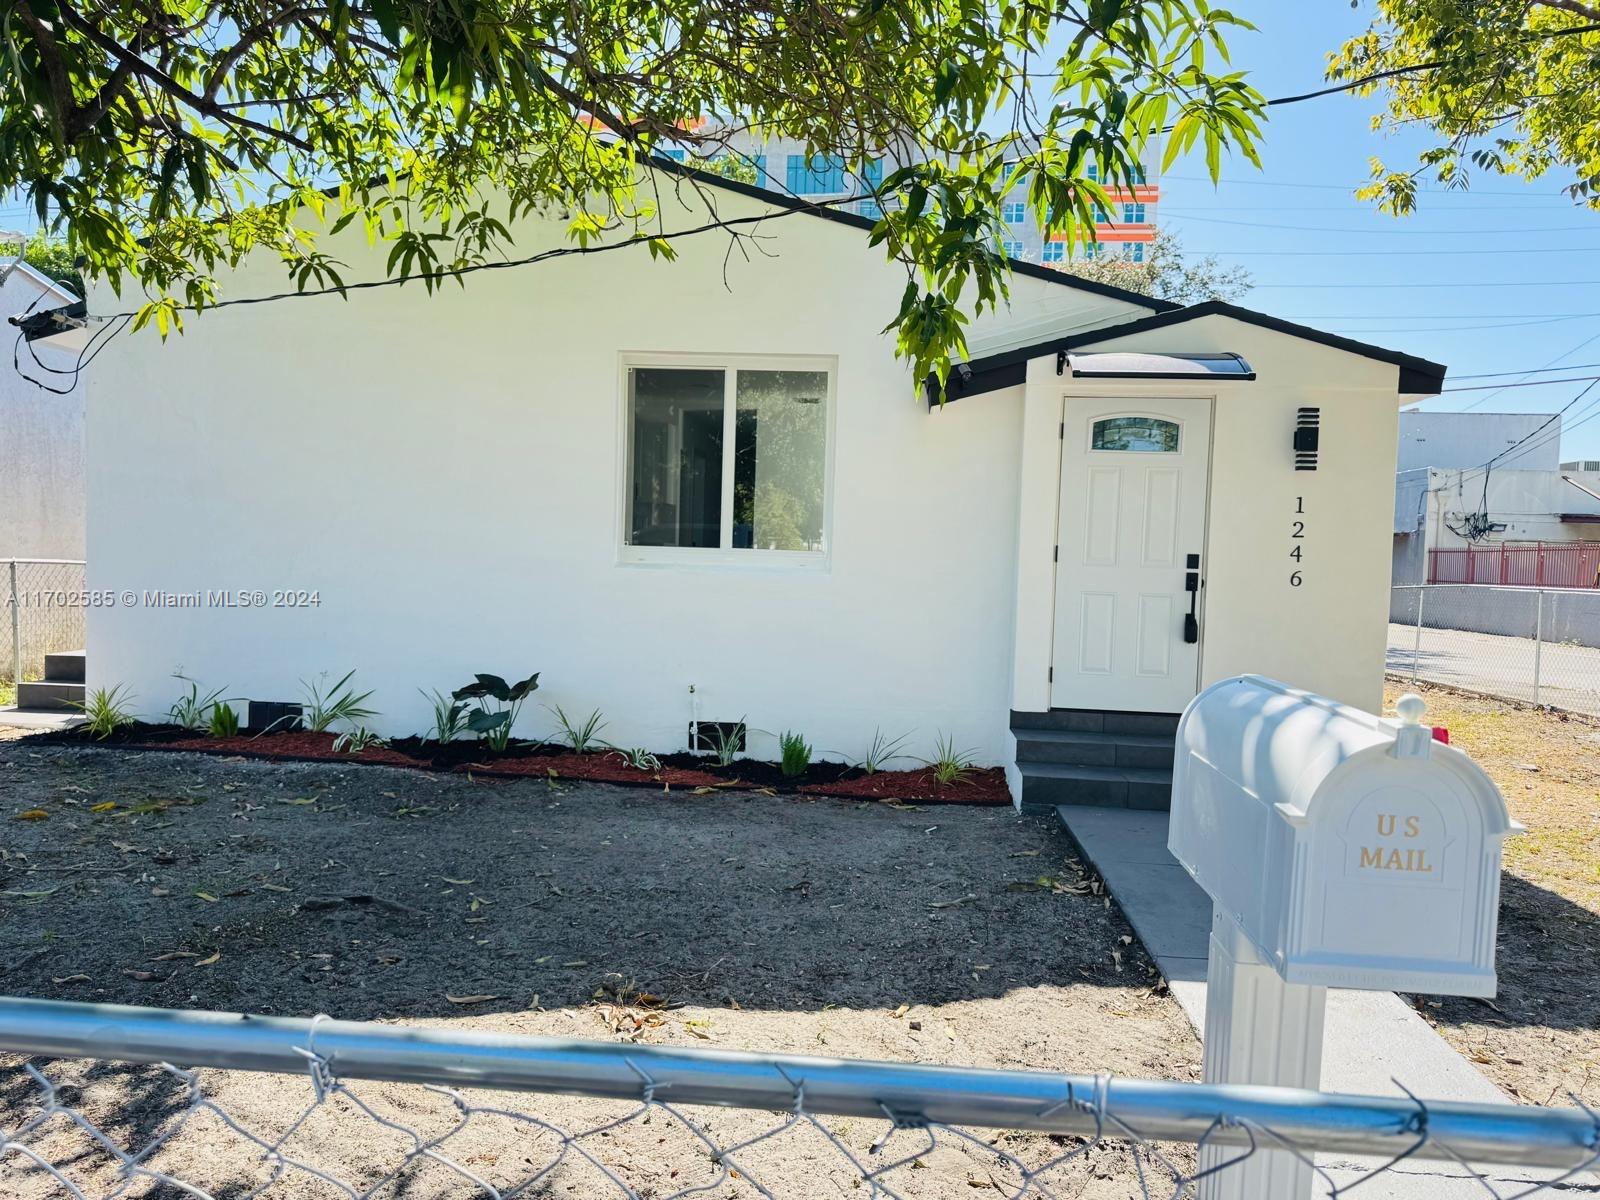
[36,723,1012,805]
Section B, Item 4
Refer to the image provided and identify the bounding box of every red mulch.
[802,767,1011,805]
[48,725,1012,805]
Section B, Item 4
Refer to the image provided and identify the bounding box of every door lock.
[1184,554,1201,644]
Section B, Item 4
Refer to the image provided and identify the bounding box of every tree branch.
[57,4,315,151]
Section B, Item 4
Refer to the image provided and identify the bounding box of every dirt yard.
[0,739,1199,1197]
[1384,681,1600,1107]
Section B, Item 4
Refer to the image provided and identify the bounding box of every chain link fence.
[1,559,85,686]
[1389,585,1600,716]
[0,999,1597,1199]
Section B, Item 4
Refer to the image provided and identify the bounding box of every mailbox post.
[1169,677,1518,1200]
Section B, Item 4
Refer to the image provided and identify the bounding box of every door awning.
[1065,351,1255,380]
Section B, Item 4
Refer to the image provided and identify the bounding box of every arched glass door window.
[1091,416,1180,452]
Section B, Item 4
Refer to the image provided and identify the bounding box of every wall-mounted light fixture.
[1294,407,1321,471]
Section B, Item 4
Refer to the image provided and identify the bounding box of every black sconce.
[1294,407,1320,471]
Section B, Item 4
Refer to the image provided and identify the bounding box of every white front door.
[1051,397,1212,712]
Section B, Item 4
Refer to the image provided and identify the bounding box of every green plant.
[778,730,812,778]
[702,720,745,768]
[301,670,377,733]
[921,734,979,787]
[71,685,135,739]
[207,702,240,738]
[612,746,661,772]
[168,673,227,731]
[549,704,608,754]
[851,728,911,775]
[333,725,388,753]
[453,672,540,753]
[419,688,470,744]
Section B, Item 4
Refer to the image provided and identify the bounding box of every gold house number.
[1359,813,1434,873]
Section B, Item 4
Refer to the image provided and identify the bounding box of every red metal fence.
[1428,541,1600,588]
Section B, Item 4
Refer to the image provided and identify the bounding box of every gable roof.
[651,155,1181,314]
[934,299,1448,403]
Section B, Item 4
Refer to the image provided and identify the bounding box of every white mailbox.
[1169,675,1518,997]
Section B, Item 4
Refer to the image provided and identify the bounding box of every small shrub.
[72,685,135,739]
[549,704,608,754]
[419,688,469,744]
[207,702,241,738]
[778,730,812,778]
[853,728,910,775]
[301,670,377,733]
[613,746,661,772]
[922,734,978,787]
[333,725,387,754]
[703,719,745,767]
[453,672,540,753]
[168,673,226,731]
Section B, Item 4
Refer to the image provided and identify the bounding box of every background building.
[679,131,1159,267]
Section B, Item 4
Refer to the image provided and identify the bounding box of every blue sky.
[1158,1,1600,461]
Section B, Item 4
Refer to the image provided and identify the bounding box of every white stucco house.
[1,262,85,560]
[42,163,1446,807]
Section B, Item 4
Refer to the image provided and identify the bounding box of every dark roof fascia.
[933,300,1447,405]
[646,155,1181,313]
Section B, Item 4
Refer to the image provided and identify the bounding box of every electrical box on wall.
[1293,407,1320,470]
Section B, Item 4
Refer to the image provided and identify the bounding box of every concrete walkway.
[1059,806,1587,1196]
[1386,621,1600,717]
[0,708,81,731]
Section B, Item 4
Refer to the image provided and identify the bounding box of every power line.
[1162,174,1580,198]
[1165,213,1594,234]
[1197,246,1600,256]
[1456,328,1600,411]
[1442,375,1600,393]
[1249,280,1600,289]
[1452,362,1600,379]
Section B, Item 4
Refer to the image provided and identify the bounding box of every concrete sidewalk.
[1058,806,1584,1197]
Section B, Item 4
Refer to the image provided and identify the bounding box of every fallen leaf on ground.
[194,891,219,903]
[90,802,117,813]
[151,951,198,961]
[195,952,220,967]
[890,1004,910,1019]
[446,993,501,1005]
[124,969,167,982]
[52,974,90,984]
[13,810,48,822]
[261,883,291,893]
[929,893,978,909]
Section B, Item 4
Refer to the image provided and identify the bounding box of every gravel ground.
[1384,683,1600,1108]
[0,739,1200,1198]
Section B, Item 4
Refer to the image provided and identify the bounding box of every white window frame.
[617,352,837,570]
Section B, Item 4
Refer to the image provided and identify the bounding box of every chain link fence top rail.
[3,560,85,684]
[1389,585,1600,717]
[0,999,1596,1199]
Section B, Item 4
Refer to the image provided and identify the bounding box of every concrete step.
[1014,728,1176,770]
[15,680,86,712]
[43,650,86,683]
[1010,708,1180,738]
[1019,762,1172,812]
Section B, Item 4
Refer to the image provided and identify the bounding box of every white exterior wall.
[85,183,1146,762]
[1005,315,1404,716]
[0,267,85,559]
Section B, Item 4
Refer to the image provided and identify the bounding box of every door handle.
[1184,555,1200,644]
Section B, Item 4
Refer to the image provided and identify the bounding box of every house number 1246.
[1290,497,1305,586]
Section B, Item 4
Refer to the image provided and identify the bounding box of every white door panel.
[1051,398,1211,712]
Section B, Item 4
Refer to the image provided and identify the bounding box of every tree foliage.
[1056,229,1250,303]
[0,0,1265,380]
[16,232,84,295]
[1330,0,1600,212]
